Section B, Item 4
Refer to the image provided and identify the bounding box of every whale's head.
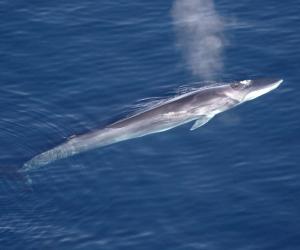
[226,78,283,102]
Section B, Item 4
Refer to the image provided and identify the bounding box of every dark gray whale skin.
[21,78,283,172]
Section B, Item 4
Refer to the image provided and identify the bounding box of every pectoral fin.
[190,115,214,131]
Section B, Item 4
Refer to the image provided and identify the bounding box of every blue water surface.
[0,0,300,249]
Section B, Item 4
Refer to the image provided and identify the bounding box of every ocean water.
[0,0,300,249]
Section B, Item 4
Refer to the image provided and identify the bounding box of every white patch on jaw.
[244,80,282,101]
[240,80,251,86]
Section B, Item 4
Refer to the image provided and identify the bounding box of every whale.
[21,78,283,172]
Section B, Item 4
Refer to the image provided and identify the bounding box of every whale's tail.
[0,165,32,189]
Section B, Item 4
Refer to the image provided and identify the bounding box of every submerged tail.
[0,165,32,186]
[21,141,80,172]
[21,127,127,172]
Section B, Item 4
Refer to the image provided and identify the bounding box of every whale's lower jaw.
[244,79,283,101]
